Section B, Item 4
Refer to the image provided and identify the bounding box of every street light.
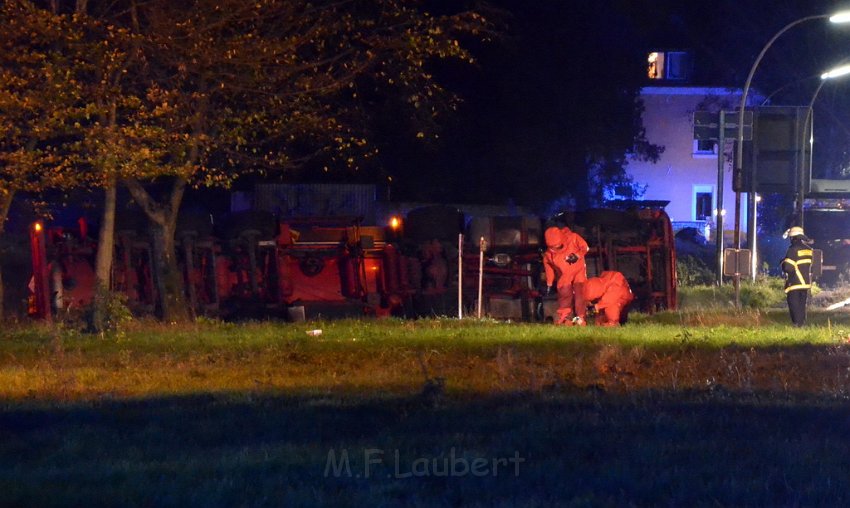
[799,60,850,226]
[821,63,850,79]
[830,12,850,24]
[733,10,850,296]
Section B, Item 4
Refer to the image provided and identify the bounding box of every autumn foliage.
[0,0,494,321]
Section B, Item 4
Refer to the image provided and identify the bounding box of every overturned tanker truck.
[27,210,400,320]
[458,204,678,321]
[27,203,676,321]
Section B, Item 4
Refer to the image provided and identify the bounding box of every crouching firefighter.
[780,226,813,327]
[584,271,634,326]
[543,226,589,325]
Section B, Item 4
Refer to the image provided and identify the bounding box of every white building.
[626,85,757,240]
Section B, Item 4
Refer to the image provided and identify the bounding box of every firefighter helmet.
[783,226,806,239]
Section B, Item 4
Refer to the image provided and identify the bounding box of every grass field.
[4,310,850,506]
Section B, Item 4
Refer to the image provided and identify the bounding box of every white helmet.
[783,226,807,239]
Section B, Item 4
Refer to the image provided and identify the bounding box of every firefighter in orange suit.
[543,226,589,325]
[584,271,634,326]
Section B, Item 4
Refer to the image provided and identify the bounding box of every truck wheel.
[299,255,325,277]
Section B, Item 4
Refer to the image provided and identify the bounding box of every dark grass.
[5,313,850,506]
[2,390,850,507]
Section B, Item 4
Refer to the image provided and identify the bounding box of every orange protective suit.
[543,226,589,325]
[584,271,634,326]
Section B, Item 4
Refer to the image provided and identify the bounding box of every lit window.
[647,51,691,81]
[648,52,661,79]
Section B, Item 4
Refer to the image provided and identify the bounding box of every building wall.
[627,86,751,238]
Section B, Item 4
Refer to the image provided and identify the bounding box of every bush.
[739,276,786,309]
[86,288,133,333]
[678,276,790,310]
[677,255,715,286]
[677,285,727,309]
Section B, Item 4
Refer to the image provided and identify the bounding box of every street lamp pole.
[800,78,827,227]
[800,62,850,226]
[733,12,850,296]
[735,14,830,287]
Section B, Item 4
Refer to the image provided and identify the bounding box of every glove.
[566,253,579,264]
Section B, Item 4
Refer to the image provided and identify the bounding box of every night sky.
[369,0,850,211]
[16,0,850,220]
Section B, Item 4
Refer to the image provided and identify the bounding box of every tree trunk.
[124,176,190,322]
[149,219,189,323]
[91,177,117,331]
[0,190,14,322]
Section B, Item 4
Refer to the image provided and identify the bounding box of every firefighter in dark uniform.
[780,226,813,327]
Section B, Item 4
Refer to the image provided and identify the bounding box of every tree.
[74,5,156,330]
[0,1,87,320]
[0,0,490,323]
[89,0,493,321]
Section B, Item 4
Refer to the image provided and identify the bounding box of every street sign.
[693,111,719,127]
[722,248,752,277]
[812,249,823,279]
[737,106,809,194]
[693,111,753,141]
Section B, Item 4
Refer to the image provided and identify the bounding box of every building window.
[692,139,717,158]
[648,51,691,81]
[648,52,663,80]
[694,185,714,221]
[612,185,633,199]
[665,52,689,80]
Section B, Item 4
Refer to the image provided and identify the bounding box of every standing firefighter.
[780,226,813,327]
[543,226,589,325]
[584,271,634,326]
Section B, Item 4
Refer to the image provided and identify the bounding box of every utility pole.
[715,110,725,285]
